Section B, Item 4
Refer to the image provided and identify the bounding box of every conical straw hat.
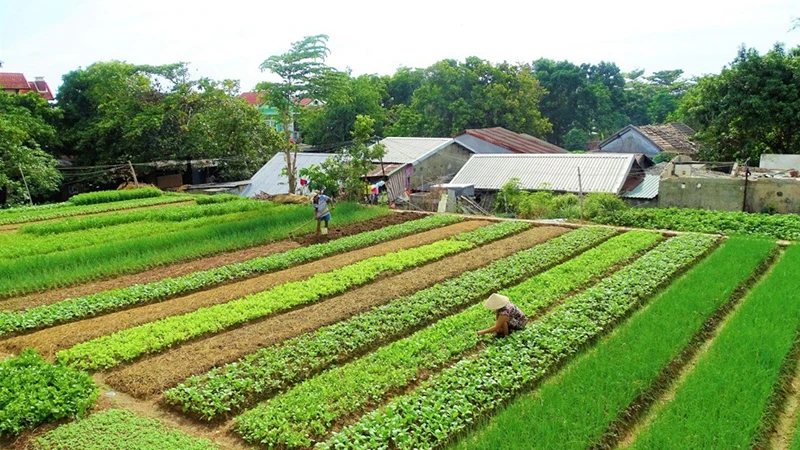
[484,293,510,310]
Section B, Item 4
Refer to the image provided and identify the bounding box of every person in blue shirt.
[312,192,334,235]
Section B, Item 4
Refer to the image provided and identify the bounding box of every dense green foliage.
[0,202,384,297]
[58,61,282,181]
[453,238,775,449]
[321,234,716,449]
[631,244,800,449]
[0,194,190,226]
[234,231,660,448]
[678,44,800,162]
[0,350,96,436]
[34,409,218,450]
[0,214,458,335]
[56,222,521,370]
[67,187,163,205]
[494,178,626,220]
[0,92,62,205]
[166,226,611,420]
[596,207,800,240]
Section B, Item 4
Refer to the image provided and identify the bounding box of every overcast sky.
[1,0,798,94]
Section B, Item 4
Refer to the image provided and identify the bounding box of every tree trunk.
[281,110,297,193]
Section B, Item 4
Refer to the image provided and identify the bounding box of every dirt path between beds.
[104,226,567,399]
[0,212,417,311]
[0,220,483,360]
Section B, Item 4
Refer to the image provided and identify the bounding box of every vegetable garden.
[1,188,799,450]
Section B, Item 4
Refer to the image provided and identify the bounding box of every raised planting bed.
[233,231,662,448]
[0,214,459,336]
[449,237,776,450]
[166,226,616,420]
[56,222,529,370]
[318,233,717,450]
[629,244,800,449]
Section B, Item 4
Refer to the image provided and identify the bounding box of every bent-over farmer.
[312,192,333,235]
[477,293,528,338]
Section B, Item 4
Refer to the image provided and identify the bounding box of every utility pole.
[577,166,584,221]
[742,158,750,212]
[18,164,33,206]
[128,161,139,188]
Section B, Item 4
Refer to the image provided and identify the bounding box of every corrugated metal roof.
[599,123,698,155]
[366,163,407,178]
[241,153,332,197]
[622,174,660,199]
[453,134,515,154]
[461,127,567,154]
[374,137,454,164]
[450,154,636,194]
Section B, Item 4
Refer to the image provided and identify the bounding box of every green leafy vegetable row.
[165,226,615,420]
[56,221,523,370]
[630,244,800,449]
[0,214,459,335]
[0,202,384,297]
[0,349,97,436]
[68,188,164,205]
[0,194,192,226]
[595,207,800,240]
[0,209,272,260]
[234,231,662,448]
[34,409,219,450]
[319,233,717,450]
[451,237,775,450]
[19,198,270,235]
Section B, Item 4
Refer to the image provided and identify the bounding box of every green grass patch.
[0,202,385,297]
[0,350,96,436]
[629,244,800,449]
[0,195,192,226]
[34,409,218,450]
[166,226,613,421]
[68,188,164,206]
[451,237,776,450]
[56,222,521,370]
[234,231,661,448]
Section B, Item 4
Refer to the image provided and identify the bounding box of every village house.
[239,92,324,142]
[0,73,55,101]
[597,122,698,161]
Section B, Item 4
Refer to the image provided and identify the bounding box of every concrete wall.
[600,130,661,158]
[408,143,472,191]
[659,176,800,213]
[760,154,800,170]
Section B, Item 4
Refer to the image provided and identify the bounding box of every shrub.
[0,350,97,436]
[69,188,163,205]
[584,192,627,219]
[193,194,245,205]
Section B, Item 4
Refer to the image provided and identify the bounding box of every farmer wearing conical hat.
[477,293,528,338]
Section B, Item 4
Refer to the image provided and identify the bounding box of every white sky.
[1,0,798,94]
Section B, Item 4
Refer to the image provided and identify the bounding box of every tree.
[0,92,62,205]
[258,34,334,193]
[390,57,551,138]
[564,128,591,151]
[678,44,800,162]
[58,61,281,181]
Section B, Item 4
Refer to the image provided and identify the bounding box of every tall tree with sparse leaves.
[257,34,334,193]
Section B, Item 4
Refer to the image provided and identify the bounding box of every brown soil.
[770,358,800,450]
[103,226,567,399]
[0,221,486,360]
[0,212,418,311]
[0,200,195,233]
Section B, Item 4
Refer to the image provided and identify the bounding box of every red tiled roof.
[298,98,313,107]
[0,73,31,90]
[462,127,568,154]
[28,80,54,101]
[239,92,263,106]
